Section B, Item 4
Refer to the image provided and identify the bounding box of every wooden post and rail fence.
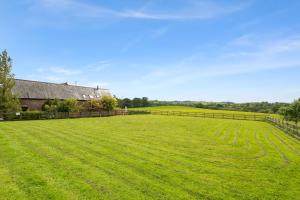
[130,110,300,139]
[1,109,299,139]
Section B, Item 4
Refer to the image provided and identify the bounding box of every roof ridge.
[14,79,109,90]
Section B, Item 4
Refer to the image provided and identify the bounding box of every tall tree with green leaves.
[279,98,300,125]
[288,98,300,125]
[0,50,20,114]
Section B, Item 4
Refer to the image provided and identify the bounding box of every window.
[21,106,28,111]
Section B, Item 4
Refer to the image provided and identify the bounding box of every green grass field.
[1,115,300,199]
[130,106,270,116]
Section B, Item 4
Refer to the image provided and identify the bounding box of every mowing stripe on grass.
[0,115,300,200]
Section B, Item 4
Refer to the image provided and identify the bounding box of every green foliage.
[192,101,289,113]
[119,97,289,114]
[42,98,80,113]
[141,97,150,107]
[132,98,143,107]
[85,99,102,111]
[42,99,59,112]
[118,98,132,108]
[279,106,289,119]
[280,98,300,124]
[20,111,45,120]
[85,97,117,111]
[99,96,118,111]
[0,116,300,199]
[0,50,20,114]
[57,98,80,112]
[117,97,150,108]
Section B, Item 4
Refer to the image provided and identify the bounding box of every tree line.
[192,101,289,114]
[117,97,289,114]
[117,97,150,108]
[117,97,300,124]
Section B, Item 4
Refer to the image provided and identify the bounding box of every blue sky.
[1,0,300,102]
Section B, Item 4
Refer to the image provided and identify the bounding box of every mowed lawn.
[0,116,300,200]
[130,106,270,116]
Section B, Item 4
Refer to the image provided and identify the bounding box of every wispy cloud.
[84,61,111,72]
[121,35,145,53]
[31,0,247,21]
[80,81,110,88]
[50,67,81,75]
[120,26,170,52]
[151,26,170,38]
[37,66,81,76]
[34,63,110,87]
[128,34,300,91]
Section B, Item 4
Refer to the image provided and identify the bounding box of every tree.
[288,98,300,124]
[42,99,59,113]
[141,97,150,107]
[132,98,142,107]
[279,98,300,124]
[99,96,118,111]
[122,98,132,108]
[279,106,289,119]
[0,50,20,115]
[57,98,80,112]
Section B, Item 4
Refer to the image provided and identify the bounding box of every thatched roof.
[12,79,111,100]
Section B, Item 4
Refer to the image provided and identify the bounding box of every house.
[12,79,111,111]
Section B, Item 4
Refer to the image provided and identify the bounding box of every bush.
[42,99,59,112]
[20,111,45,120]
[99,96,118,111]
[84,99,101,111]
[57,98,80,112]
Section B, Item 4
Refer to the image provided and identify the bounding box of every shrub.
[57,98,80,112]
[99,96,118,111]
[20,111,45,120]
[85,99,102,111]
[42,99,59,112]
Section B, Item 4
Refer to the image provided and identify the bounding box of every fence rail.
[1,109,299,139]
[265,117,300,139]
[0,110,138,121]
[131,110,300,139]
[132,110,266,121]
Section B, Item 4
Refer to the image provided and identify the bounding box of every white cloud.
[151,26,170,38]
[128,34,300,91]
[80,81,109,88]
[36,66,81,77]
[45,75,63,82]
[120,26,170,52]
[49,67,81,75]
[121,35,145,52]
[84,61,111,72]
